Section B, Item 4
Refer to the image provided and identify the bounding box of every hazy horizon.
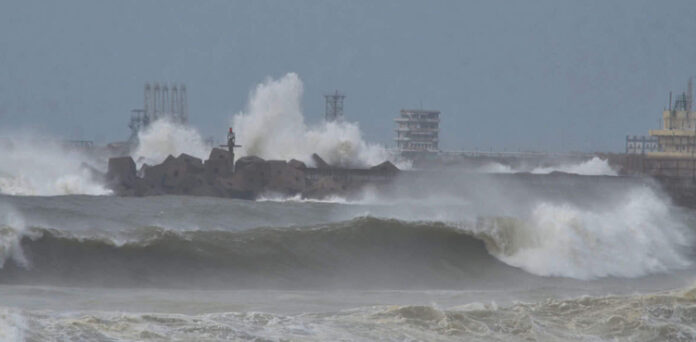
[1,0,695,153]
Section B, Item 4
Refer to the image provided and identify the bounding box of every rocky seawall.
[106,149,400,200]
[104,149,696,209]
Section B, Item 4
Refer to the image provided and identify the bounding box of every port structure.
[394,109,440,156]
[648,77,696,157]
[324,90,345,122]
[626,135,659,155]
[129,83,188,142]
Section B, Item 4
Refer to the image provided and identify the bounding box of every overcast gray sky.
[1,0,695,152]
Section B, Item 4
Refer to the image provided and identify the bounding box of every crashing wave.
[232,73,408,169]
[477,156,617,176]
[1,204,690,286]
[131,118,210,167]
[0,135,110,196]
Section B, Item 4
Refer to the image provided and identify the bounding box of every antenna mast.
[687,77,693,113]
[324,90,345,122]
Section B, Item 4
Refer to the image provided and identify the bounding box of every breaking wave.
[131,118,210,167]
[0,134,111,196]
[1,190,692,288]
[0,204,30,269]
[475,187,692,279]
[0,218,515,288]
[477,156,617,176]
[531,156,617,176]
[232,73,408,168]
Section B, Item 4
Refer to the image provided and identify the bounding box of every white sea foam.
[0,308,26,342]
[232,73,408,168]
[6,285,696,341]
[0,203,29,269]
[476,156,616,176]
[256,193,351,204]
[0,134,111,196]
[475,163,515,173]
[531,156,617,176]
[476,186,692,279]
[131,118,210,167]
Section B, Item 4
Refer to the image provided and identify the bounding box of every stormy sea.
[1,171,696,341]
[1,76,696,341]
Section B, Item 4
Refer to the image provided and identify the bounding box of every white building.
[394,109,440,154]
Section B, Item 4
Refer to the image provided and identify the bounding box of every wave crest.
[1,200,692,287]
[474,186,692,279]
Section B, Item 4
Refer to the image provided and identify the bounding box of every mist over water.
[0,134,110,196]
[0,119,215,197]
[476,156,618,176]
[530,156,618,176]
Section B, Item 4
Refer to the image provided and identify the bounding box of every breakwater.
[105,149,696,209]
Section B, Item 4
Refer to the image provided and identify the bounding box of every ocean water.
[1,173,696,341]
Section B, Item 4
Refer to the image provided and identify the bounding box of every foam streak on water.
[3,285,696,341]
[531,156,618,176]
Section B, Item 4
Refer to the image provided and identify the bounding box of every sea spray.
[0,134,110,196]
[131,118,210,167]
[0,203,30,269]
[232,73,408,168]
[531,156,617,176]
[475,162,515,174]
[476,156,617,175]
[475,186,692,279]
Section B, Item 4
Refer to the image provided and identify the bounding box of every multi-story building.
[394,109,440,155]
[648,79,695,157]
